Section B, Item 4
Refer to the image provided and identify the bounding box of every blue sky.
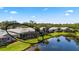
[0,7,79,24]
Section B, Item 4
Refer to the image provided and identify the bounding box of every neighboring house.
[60,27,74,32]
[40,27,45,30]
[0,29,16,46]
[40,27,46,32]
[60,27,68,32]
[48,27,74,32]
[48,27,58,33]
[40,27,49,35]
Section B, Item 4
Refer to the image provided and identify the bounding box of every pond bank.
[0,32,79,51]
[27,36,79,51]
[25,32,79,51]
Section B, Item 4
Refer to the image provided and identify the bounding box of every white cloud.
[43,8,48,11]
[10,11,17,14]
[32,16,36,18]
[65,13,70,16]
[66,10,74,13]
[65,10,74,16]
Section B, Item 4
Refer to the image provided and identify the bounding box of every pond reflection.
[65,37,71,42]
[33,36,79,51]
[57,38,60,42]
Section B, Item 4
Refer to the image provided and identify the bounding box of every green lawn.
[0,41,31,51]
[0,32,79,51]
[76,32,79,36]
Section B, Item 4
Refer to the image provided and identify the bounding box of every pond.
[27,36,79,51]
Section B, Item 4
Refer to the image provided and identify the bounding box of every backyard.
[0,32,79,51]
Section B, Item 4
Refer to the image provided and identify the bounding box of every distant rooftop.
[8,27,35,34]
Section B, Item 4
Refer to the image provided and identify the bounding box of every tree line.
[0,20,79,30]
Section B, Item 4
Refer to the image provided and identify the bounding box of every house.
[60,27,74,32]
[39,27,49,35]
[40,27,45,30]
[0,29,16,46]
[60,27,68,32]
[48,27,74,32]
[48,27,58,33]
[0,27,37,46]
[8,27,36,40]
[8,27,35,33]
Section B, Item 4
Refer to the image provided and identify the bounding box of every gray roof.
[8,27,35,34]
[0,27,35,38]
[60,27,68,30]
[49,27,70,31]
[49,27,58,31]
[0,29,7,36]
[0,29,17,38]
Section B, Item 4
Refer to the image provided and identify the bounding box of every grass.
[50,32,77,37]
[0,32,79,51]
[0,41,31,51]
[25,38,39,43]
[76,32,79,36]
